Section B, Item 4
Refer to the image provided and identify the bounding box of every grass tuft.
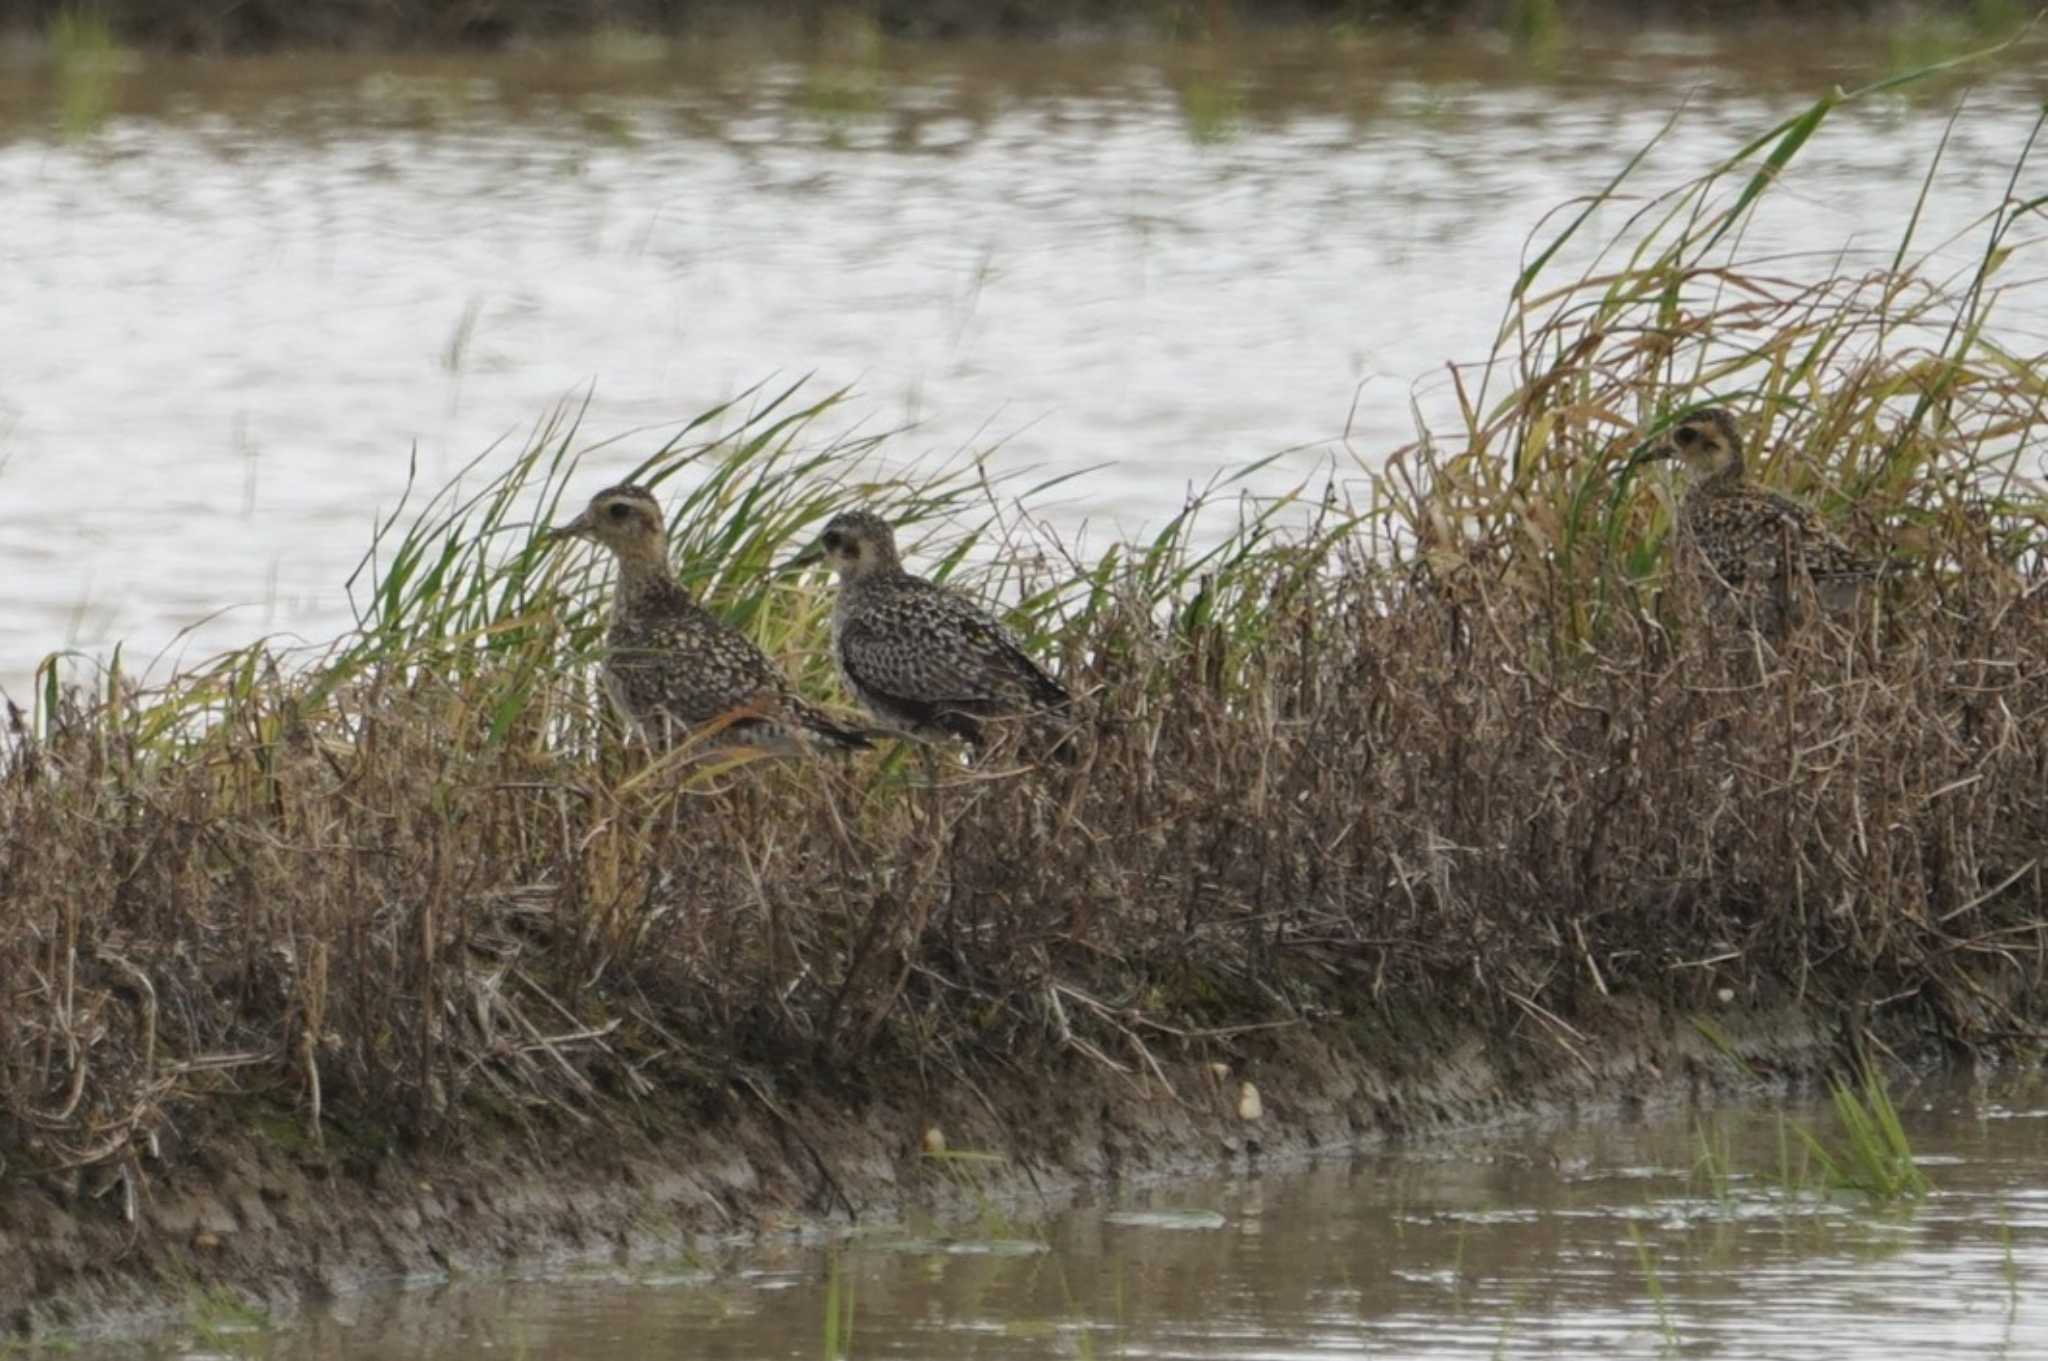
[1789,1064,1932,1203]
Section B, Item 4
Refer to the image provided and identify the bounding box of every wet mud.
[2,991,1862,1339]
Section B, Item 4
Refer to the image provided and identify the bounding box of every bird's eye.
[607,503,631,521]
[1673,426,1698,447]
[822,531,843,551]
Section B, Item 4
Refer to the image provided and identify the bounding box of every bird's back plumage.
[796,508,1072,756]
[834,572,1069,748]
[1648,408,1892,618]
[1679,482,1881,592]
[607,575,864,751]
[553,484,869,755]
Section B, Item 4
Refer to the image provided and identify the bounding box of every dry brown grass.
[4,533,2045,1196]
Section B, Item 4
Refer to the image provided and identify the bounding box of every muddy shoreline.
[4,987,1904,1341]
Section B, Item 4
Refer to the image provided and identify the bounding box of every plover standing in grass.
[786,510,1072,758]
[1641,407,1891,615]
[548,484,870,755]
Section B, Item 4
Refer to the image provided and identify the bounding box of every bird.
[1639,407,1890,615]
[785,509,1073,758]
[546,484,870,756]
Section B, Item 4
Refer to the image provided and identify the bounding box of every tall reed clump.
[1390,38,2048,642]
[1,58,2044,1216]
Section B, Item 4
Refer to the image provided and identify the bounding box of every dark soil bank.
[6,0,1999,52]
[6,989,1880,1339]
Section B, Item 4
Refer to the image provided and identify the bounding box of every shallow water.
[91,1075,2048,1359]
[1,27,2044,698]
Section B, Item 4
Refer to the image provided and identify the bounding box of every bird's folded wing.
[838,598,1019,708]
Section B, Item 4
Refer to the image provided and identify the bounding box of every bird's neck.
[1694,458,1744,492]
[612,548,691,604]
[842,564,917,596]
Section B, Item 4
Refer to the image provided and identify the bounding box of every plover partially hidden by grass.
[786,510,1073,761]
[1640,407,1892,620]
[548,484,870,756]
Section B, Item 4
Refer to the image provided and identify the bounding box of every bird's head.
[785,509,902,582]
[1639,407,1745,483]
[547,484,668,564]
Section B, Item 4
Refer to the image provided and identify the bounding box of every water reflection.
[0,32,2042,698]
[105,1078,2048,1359]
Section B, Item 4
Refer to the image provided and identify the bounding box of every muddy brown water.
[66,1076,2048,1358]
[2,27,2045,700]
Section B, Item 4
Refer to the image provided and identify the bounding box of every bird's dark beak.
[544,508,596,544]
[1629,437,1675,469]
[779,539,826,574]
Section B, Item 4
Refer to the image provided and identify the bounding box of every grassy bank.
[9,0,2038,54]
[4,56,2047,1328]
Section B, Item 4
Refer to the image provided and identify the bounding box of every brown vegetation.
[4,486,2044,1231]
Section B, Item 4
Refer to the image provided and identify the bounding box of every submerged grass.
[1789,1065,1933,1202]
[1,50,2045,1260]
[48,7,127,139]
[1694,1069,1928,1206]
[1628,1222,1679,1354]
[820,1255,855,1360]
